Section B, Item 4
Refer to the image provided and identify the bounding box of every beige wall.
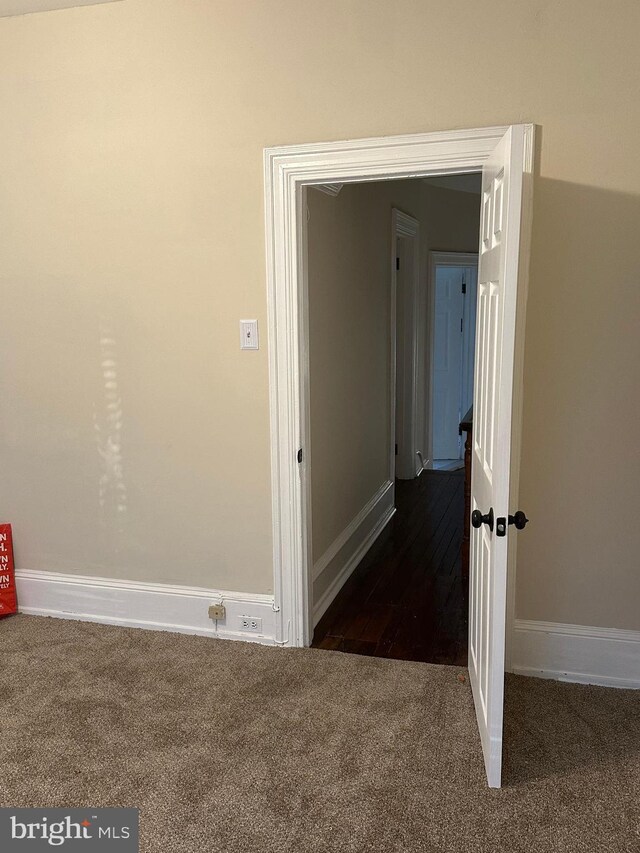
[420,183,481,255]
[0,1,638,628]
[308,183,403,567]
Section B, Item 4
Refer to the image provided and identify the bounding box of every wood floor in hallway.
[312,470,467,665]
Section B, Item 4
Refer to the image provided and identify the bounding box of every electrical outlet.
[239,616,262,633]
[208,603,226,620]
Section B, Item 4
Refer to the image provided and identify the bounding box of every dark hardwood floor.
[312,470,467,665]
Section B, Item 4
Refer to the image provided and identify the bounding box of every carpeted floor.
[1,615,639,852]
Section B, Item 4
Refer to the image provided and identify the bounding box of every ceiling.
[422,173,482,195]
[0,0,120,16]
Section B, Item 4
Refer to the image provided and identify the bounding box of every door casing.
[264,125,535,653]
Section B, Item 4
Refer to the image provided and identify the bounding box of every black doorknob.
[471,507,494,532]
[508,511,529,530]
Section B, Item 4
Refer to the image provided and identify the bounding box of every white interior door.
[433,266,464,460]
[468,125,526,788]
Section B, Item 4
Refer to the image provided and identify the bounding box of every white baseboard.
[511,619,640,689]
[15,569,278,645]
[312,479,395,626]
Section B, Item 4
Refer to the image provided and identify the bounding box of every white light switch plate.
[240,319,259,350]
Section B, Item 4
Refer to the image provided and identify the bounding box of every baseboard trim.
[15,569,278,645]
[511,619,640,689]
[312,480,395,626]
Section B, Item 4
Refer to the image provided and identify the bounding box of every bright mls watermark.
[0,809,138,851]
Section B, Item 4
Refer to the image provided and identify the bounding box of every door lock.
[472,508,529,536]
[494,511,530,537]
[471,507,494,532]
[509,510,529,530]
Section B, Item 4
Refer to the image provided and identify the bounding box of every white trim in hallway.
[312,479,395,626]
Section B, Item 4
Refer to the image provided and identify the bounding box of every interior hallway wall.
[307,181,419,591]
[0,1,638,631]
[419,183,481,254]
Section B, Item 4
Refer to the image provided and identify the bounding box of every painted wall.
[308,183,405,570]
[419,182,481,255]
[0,1,638,630]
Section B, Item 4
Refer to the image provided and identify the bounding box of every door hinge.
[395,443,398,456]
[460,317,463,333]
[297,448,303,463]
[396,257,400,271]
[461,276,466,294]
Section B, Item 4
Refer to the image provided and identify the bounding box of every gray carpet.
[1,615,639,852]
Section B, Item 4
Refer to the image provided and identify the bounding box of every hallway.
[312,470,467,664]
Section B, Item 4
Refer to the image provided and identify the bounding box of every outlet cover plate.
[239,616,263,633]
[208,604,226,620]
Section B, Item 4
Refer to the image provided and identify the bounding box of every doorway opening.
[431,252,479,471]
[307,176,481,665]
[264,125,534,787]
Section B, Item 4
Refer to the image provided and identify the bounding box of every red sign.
[0,524,17,618]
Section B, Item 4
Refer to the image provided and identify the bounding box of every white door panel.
[468,125,526,788]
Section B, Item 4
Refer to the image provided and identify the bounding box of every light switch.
[240,319,259,350]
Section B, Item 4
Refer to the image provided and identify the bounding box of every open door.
[468,125,530,788]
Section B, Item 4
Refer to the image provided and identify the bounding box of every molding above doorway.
[264,124,532,649]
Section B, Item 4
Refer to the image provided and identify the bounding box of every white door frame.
[392,209,421,481]
[264,125,534,649]
[428,251,479,466]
